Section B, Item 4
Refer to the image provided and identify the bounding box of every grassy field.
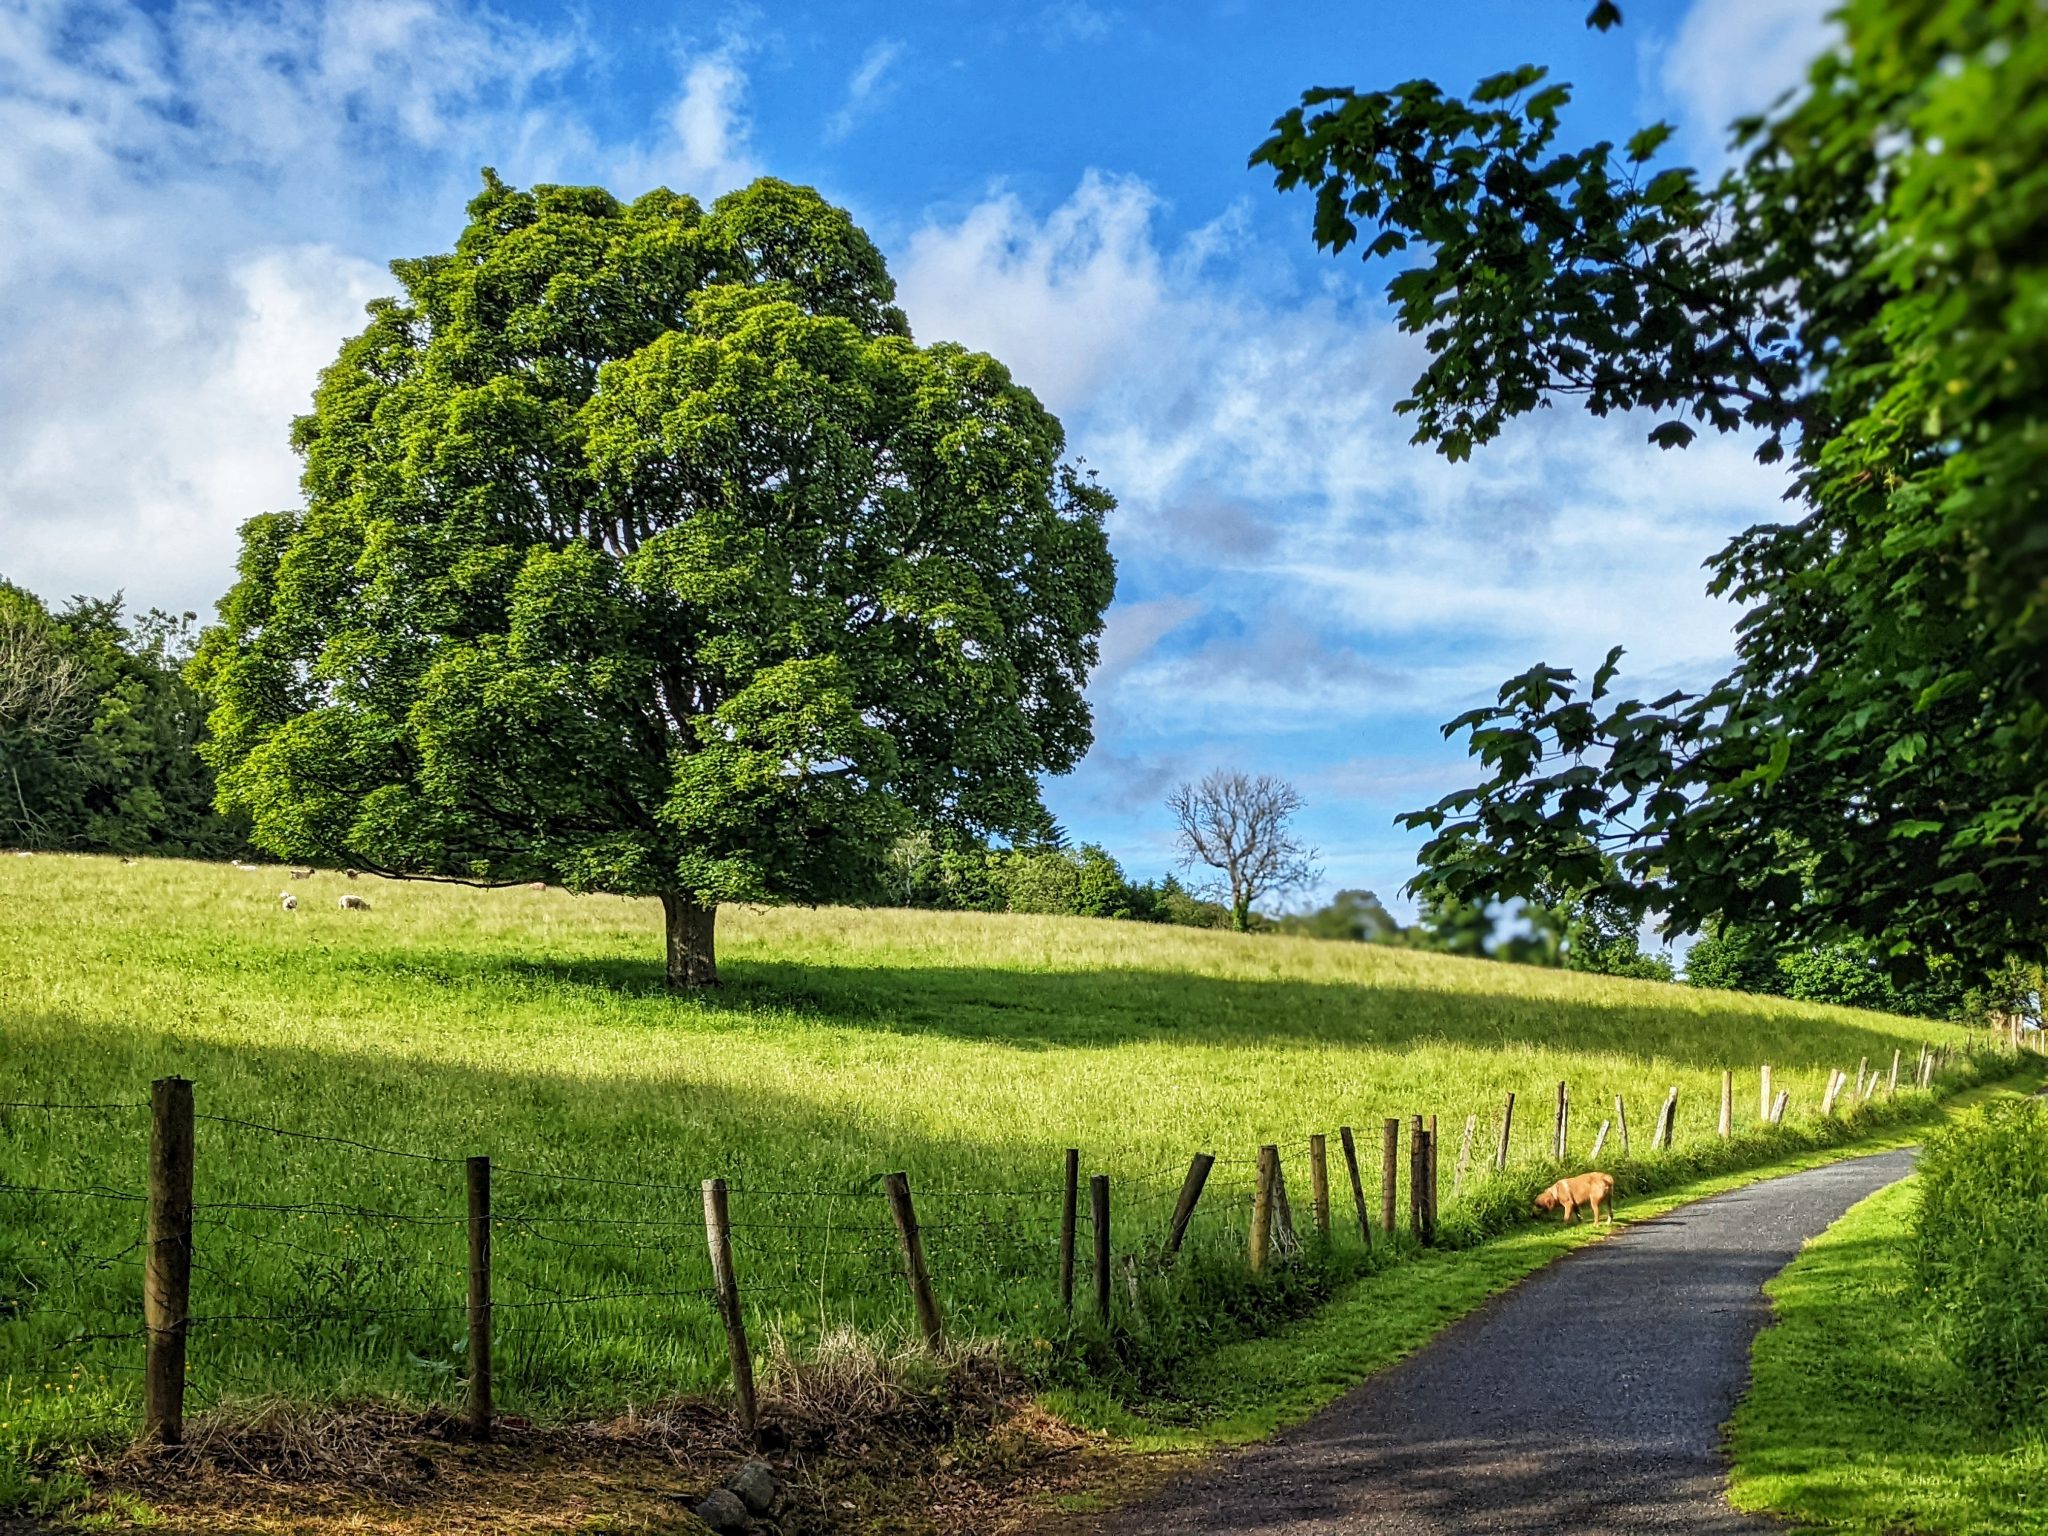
[0,854,1997,1469]
[1727,1173,2048,1534]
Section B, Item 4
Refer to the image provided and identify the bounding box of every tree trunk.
[660,893,719,988]
[1232,898,1252,933]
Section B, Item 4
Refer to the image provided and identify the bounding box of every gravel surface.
[1092,1148,1918,1535]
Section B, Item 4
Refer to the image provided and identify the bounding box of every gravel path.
[1091,1148,1917,1535]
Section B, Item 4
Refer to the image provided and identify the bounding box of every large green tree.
[192,175,1115,986]
[1255,0,2044,986]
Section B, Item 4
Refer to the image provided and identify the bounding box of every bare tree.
[0,609,90,844]
[1168,770,1321,932]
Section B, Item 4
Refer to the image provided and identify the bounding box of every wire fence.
[0,1037,2011,1448]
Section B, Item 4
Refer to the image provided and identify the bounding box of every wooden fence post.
[1308,1134,1331,1239]
[1719,1070,1732,1140]
[702,1176,756,1442]
[1494,1092,1515,1173]
[1615,1095,1630,1158]
[143,1076,194,1446]
[1821,1071,1843,1116]
[1338,1127,1371,1247]
[1652,1087,1678,1151]
[466,1155,493,1440]
[1059,1148,1078,1311]
[1889,1048,1901,1094]
[1856,1056,1869,1098]
[884,1173,945,1351]
[1272,1149,1298,1254]
[1381,1119,1399,1235]
[1553,1081,1568,1160]
[1090,1175,1111,1322]
[1425,1117,1439,1238]
[1770,1089,1789,1125]
[1251,1144,1277,1273]
[1761,1064,1773,1122]
[1453,1114,1477,1199]
[1409,1117,1426,1243]
[1590,1120,1610,1159]
[1160,1154,1213,1263]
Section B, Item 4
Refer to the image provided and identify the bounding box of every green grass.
[0,854,2001,1467]
[1728,1171,2048,1534]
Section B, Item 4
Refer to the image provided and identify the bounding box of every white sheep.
[290,867,315,879]
[338,894,370,911]
[279,891,298,911]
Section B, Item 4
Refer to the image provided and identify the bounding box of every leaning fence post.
[1161,1154,1213,1263]
[1889,1048,1901,1094]
[1653,1087,1678,1150]
[884,1172,944,1351]
[1338,1127,1371,1247]
[1381,1119,1399,1235]
[1770,1088,1789,1125]
[1590,1119,1610,1159]
[702,1177,756,1442]
[1090,1175,1111,1322]
[1615,1095,1630,1158]
[466,1155,493,1440]
[1059,1148,1079,1310]
[1251,1144,1277,1272]
[1409,1117,1427,1243]
[1553,1081,1568,1160]
[143,1076,194,1446]
[1308,1134,1331,1239]
[1821,1071,1843,1117]
[1719,1070,1732,1139]
[1494,1093,1515,1172]
[1453,1114,1476,1199]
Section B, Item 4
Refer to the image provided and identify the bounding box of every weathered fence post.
[1761,1064,1773,1122]
[1494,1092,1515,1173]
[1590,1119,1610,1159]
[1251,1144,1277,1272]
[702,1176,756,1442]
[1821,1071,1844,1116]
[143,1076,194,1446]
[1770,1089,1789,1125]
[1338,1127,1372,1247]
[1409,1116,1427,1243]
[1719,1070,1732,1140]
[1272,1149,1298,1253]
[1856,1056,1869,1098]
[1308,1134,1331,1240]
[1615,1095,1630,1158]
[466,1155,493,1440]
[1381,1118,1399,1235]
[1059,1148,1079,1311]
[884,1173,945,1351]
[1553,1081,1568,1160]
[1653,1087,1678,1151]
[1453,1114,1477,1198]
[1160,1154,1213,1263]
[1424,1119,1439,1243]
[1090,1175,1111,1322]
[1889,1048,1901,1094]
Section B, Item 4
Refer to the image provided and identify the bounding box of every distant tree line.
[0,580,245,858]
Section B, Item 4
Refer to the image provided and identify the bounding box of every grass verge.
[1726,1149,2048,1534]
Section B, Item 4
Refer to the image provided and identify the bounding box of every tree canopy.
[1255,0,2045,987]
[192,174,1116,986]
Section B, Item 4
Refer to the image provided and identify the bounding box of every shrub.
[1916,1099,2048,1425]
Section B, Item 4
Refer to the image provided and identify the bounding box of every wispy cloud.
[824,39,905,143]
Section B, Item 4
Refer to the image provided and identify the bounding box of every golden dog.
[1534,1171,1615,1226]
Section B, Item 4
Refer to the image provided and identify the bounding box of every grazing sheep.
[338,894,370,911]
[290,867,315,879]
[279,891,298,911]
[344,868,360,879]
[527,881,547,890]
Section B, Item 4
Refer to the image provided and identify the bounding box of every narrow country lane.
[1089,1149,1917,1535]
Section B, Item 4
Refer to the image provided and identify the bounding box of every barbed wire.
[0,1099,148,1113]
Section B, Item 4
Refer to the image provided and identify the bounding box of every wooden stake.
[1494,1092,1515,1173]
[143,1077,194,1446]
[702,1177,756,1442]
[1453,1114,1477,1199]
[1338,1126,1371,1247]
[1856,1056,1869,1098]
[1889,1048,1900,1094]
[1615,1094,1630,1158]
[1059,1148,1078,1311]
[884,1173,945,1351]
[1160,1154,1213,1263]
[1553,1081,1568,1160]
[1719,1070,1732,1139]
[1409,1116,1426,1243]
[1251,1144,1277,1272]
[1590,1119,1610,1159]
[1821,1071,1843,1116]
[1381,1118,1399,1234]
[1425,1117,1439,1239]
[466,1155,493,1440]
[1770,1088,1789,1125]
[1653,1087,1678,1151]
[1090,1175,1111,1323]
[1272,1149,1298,1254]
[1308,1134,1330,1239]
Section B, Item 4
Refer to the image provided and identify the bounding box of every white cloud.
[662,46,758,189]
[825,39,904,144]
[1646,0,1839,167]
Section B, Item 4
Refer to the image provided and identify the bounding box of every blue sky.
[0,0,1832,915]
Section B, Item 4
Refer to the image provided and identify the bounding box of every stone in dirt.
[693,1487,752,1533]
[729,1459,777,1515]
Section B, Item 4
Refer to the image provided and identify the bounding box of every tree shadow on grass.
[390,947,1952,1073]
